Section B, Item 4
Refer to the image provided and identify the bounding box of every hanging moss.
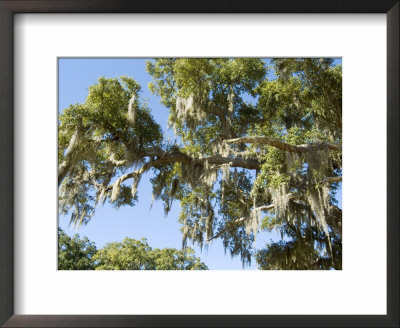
[110,178,122,203]
[221,164,231,182]
[175,95,207,131]
[307,186,333,259]
[244,196,261,237]
[227,86,234,115]
[286,151,301,170]
[270,183,290,216]
[305,148,330,171]
[128,94,137,126]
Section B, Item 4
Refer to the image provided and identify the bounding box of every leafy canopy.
[58,228,207,270]
[93,238,208,270]
[59,58,342,269]
[58,228,98,270]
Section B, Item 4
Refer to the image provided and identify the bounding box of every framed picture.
[1,1,398,327]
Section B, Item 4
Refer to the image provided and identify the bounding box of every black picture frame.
[0,1,398,327]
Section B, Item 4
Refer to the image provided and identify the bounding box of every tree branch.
[198,155,260,170]
[104,150,263,193]
[109,153,128,166]
[224,136,341,153]
[104,153,189,192]
[319,176,342,185]
[139,146,262,170]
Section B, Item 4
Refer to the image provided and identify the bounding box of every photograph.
[58,58,342,271]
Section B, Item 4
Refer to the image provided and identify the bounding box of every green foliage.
[59,58,342,270]
[58,228,207,270]
[93,237,207,270]
[58,228,97,270]
[146,58,266,144]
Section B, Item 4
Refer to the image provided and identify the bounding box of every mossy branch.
[224,136,341,153]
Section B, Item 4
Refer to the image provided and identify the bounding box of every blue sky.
[58,58,342,270]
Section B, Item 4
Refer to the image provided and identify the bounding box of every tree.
[93,238,208,270]
[58,228,207,270]
[58,58,342,269]
[58,228,97,270]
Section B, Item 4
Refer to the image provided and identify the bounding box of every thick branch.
[198,155,260,170]
[105,150,262,192]
[319,176,342,185]
[104,153,189,191]
[224,136,341,153]
[139,146,261,170]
